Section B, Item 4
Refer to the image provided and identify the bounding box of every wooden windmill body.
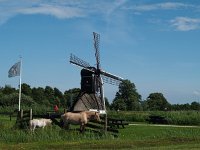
[69,32,123,115]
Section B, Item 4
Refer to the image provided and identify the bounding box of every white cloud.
[193,90,200,96]
[18,4,84,19]
[124,2,191,11]
[0,1,89,25]
[157,2,189,10]
[0,0,127,25]
[106,0,127,15]
[170,17,200,31]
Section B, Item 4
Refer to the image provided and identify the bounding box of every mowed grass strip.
[2,139,200,150]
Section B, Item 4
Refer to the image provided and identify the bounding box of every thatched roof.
[72,92,104,112]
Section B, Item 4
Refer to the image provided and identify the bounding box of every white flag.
[8,61,21,78]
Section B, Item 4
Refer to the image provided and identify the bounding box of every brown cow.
[61,111,101,132]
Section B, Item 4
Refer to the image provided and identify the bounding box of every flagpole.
[18,57,22,111]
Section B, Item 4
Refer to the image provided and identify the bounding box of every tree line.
[0,80,200,111]
[0,83,80,110]
[110,80,200,111]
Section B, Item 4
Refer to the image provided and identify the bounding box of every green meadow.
[1,114,200,150]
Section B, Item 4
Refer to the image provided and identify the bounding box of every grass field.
[1,115,200,149]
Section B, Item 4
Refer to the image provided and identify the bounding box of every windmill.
[69,32,123,115]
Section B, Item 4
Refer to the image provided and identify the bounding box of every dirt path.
[129,123,200,128]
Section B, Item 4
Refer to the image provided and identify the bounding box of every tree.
[146,93,170,111]
[0,93,34,107]
[2,85,16,95]
[140,100,148,111]
[21,83,32,96]
[64,88,80,109]
[44,86,55,105]
[32,87,47,105]
[111,80,141,111]
[54,88,63,100]
[182,103,190,110]
[104,97,110,110]
[191,101,200,110]
[54,87,64,107]
[111,98,126,111]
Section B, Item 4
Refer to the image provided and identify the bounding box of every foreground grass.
[1,137,200,150]
[1,115,200,149]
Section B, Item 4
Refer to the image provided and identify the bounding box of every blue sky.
[0,0,200,104]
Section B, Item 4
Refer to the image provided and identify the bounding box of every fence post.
[104,114,107,132]
[10,112,12,121]
[20,109,23,120]
[30,109,32,120]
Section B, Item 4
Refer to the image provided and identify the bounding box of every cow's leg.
[66,123,70,129]
[31,126,34,132]
[80,125,82,133]
[63,121,70,130]
[29,123,32,131]
[32,126,36,132]
[82,124,85,132]
[60,119,64,128]
[80,124,85,133]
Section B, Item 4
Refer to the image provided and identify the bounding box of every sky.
[0,0,200,104]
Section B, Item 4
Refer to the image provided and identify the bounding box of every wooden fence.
[13,109,128,135]
[15,109,32,129]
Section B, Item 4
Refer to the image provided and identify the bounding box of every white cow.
[29,118,52,132]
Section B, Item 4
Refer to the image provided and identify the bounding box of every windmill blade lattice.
[102,75,122,86]
[70,53,91,68]
[93,32,101,70]
[100,70,123,82]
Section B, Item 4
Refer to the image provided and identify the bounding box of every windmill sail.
[100,70,123,82]
[70,53,91,68]
[93,32,100,69]
[102,75,122,86]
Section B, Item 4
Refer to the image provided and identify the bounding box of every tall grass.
[164,111,200,125]
[0,128,114,144]
[0,115,113,144]
[108,111,149,122]
[108,110,200,125]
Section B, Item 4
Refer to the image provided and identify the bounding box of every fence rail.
[8,109,128,135]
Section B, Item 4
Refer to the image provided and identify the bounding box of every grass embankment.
[1,114,200,149]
